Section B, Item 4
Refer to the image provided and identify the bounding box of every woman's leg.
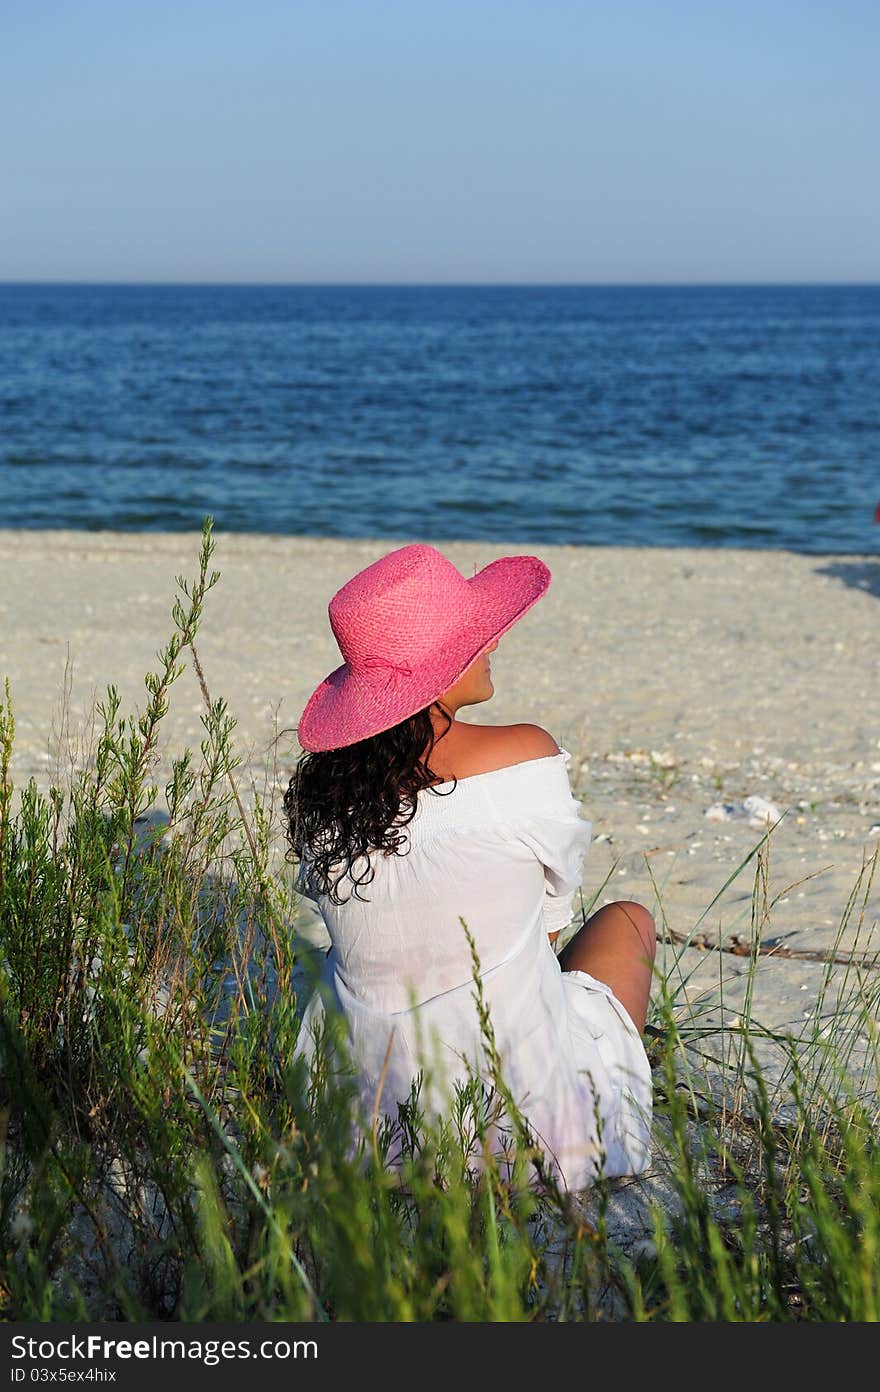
[557,900,656,1033]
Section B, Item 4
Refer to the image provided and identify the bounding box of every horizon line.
[1,278,879,290]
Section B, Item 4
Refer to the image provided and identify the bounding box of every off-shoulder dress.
[294,748,652,1190]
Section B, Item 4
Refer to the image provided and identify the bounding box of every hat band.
[360,654,414,692]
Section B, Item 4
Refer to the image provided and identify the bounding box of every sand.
[1,529,879,1053]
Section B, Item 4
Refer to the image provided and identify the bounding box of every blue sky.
[3,0,878,282]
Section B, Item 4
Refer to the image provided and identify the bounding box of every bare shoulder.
[430,721,561,782]
[463,721,560,764]
[507,723,561,761]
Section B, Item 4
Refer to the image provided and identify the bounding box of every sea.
[0,282,877,552]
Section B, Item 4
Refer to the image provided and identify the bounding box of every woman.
[284,542,655,1191]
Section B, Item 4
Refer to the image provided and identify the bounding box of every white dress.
[294,748,653,1191]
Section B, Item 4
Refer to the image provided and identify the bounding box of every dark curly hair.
[283,703,458,906]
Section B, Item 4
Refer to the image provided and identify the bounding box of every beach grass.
[1,519,879,1323]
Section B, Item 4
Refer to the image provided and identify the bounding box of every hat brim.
[296,553,550,752]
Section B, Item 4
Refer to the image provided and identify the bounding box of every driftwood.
[659,927,880,972]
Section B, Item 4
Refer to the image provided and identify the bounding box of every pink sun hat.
[296,543,551,752]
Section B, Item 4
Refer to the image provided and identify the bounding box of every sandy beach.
[2,529,878,1048]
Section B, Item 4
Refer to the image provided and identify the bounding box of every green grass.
[1,519,878,1322]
